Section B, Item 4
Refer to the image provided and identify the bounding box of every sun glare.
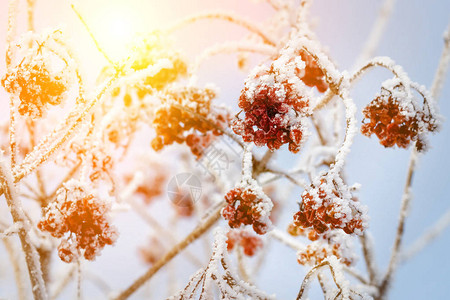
[92,3,142,60]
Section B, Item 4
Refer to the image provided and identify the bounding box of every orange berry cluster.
[291,177,365,236]
[288,225,355,266]
[2,57,68,118]
[226,229,263,256]
[296,242,353,266]
[151,86,229,158]
[222,187,271,235]
[38,181,118,263]
[130,33,187,96]
[361,88,438,152]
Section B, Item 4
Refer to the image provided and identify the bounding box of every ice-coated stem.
[0,158,47,300]
[353,0,397,69]
[430,24,450,100]
[167,11,277,45]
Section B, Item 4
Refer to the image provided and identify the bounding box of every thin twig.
[430,24,450,101]
[113,201,225,300]
[353,0,397,69]
[400,208,450,263]
[167,11,277,46]
[360,233,377,284]
[236,246,251,283]
[50,265,76,300]
[70,3,114,66]
[128,198,204,267]
[2,238,27,300]
[377,155,414,299]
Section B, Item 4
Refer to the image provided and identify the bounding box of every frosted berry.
[38,180,118,263]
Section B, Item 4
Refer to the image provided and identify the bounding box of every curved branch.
[296,258,349,300]
[167,11,277,46]
[190,41,276,76]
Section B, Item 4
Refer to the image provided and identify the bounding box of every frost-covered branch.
[296,257,352,300]
[190,41,276,76]
[430,24,450,101]
[0,156,47,300]
[353,0,397,69]
[168,228,274,300]
[400,208,450,263]
[167,11,277,45]
[113,202,225,300]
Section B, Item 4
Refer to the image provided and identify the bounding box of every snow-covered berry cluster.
[38,180,118,263]
[232,68,308,153]
[231,44,322,153]
[130,32,187,95]
[151,86,229,158]
[226,229,263,256]
[222,184,273,235]
[1,55,69,118]
[291,176,367,236]
[361,84,439,152]
[297,231,356,267]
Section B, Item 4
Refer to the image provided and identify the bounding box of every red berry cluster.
[222,186,272,235]
[38,180,118,263]
[361,89,438,152]
[295,50,328,93]
[151,86,229,158]
[1,56,68,118]
[139,236,165,265]
[232,67,308,153]
[226,229,263,256]
[291,177,365,236]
